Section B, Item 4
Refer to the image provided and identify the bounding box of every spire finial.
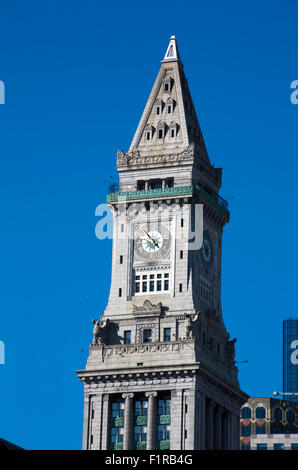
[162,35,181,63]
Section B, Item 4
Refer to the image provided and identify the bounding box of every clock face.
[141,230,164,253]
[134,223,171,261]
[201,230,213,267]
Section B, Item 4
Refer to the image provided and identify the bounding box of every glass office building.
[283,319,298,403]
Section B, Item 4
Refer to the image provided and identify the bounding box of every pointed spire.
[128,36,210,165]
[162,35,181,64]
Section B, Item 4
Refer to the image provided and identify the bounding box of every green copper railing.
[135,441,147,450]
[110,442,123,450]
[159,414,171,425]
[159,439,170,450]
[106,185,229,214]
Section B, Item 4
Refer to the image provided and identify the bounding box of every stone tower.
[77,36,247,450]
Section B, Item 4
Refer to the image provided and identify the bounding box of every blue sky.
[0,0,297,450]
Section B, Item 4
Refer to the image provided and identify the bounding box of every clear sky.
[0,0,297,450]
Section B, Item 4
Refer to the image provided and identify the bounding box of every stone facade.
[77,35,247,450]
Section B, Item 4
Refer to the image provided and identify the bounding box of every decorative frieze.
[117,144,194,169]
[103,341,184,358]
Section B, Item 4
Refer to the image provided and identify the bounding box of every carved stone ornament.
[132,299,162,314]
[116,144,194,167]
[117,150,140,166]
[184,312,199,338]
[92,318,110,345]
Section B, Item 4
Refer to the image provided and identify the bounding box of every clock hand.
[141,229,159,248]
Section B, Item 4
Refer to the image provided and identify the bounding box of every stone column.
[170,389,183,450]
[122,393,134,450]
[145,391,157,450]
[214,405,223,450]
[230,413,239,450]
[206,399,215,449]
[101,394,110,450]
[82,393,90,450]
[185,389,196,450]
[199,392,206,450]
[223,409,231,449]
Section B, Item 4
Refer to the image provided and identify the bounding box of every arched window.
[241,407,251,419]
[273,407,282,421]
[144,124,153,142]
[157,121,165,140]
[256,407,266,419]
[155,99,162,116]
[163,76,172,93]
[286,409,295,424]
[169,121,177,138]
[166,97,174,114]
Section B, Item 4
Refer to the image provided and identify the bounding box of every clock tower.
[77,36,247,450]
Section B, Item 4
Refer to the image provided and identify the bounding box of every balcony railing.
[106,185,229,214]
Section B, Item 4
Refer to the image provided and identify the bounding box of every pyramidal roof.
[129,36,210,163]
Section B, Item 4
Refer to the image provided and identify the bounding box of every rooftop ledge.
[106,185,229,215]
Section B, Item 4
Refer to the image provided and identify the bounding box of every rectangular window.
[135,400,148,417]
[180,250,183,259]
[181,218,184,227]
[179,283,182,292]
[143,329,152,343]
[150,179,162,189]
[257,444,267,450]
[134,272,169,294]
[274,443,284,450]
[164,328,171,342]
[137,180,146,190]
[157,424,170,441]
[124,331,131,344]
[200,278,211,304]
[134,425,147,443]
[171,129,175,137]
[166,178,174,188]
[120,255,123,264]
[158,398,171,415]
[146,132,150,140]
[121,224,124,232]
[158,129,163,139]
[111,401,125,418]
[119,288,122,297]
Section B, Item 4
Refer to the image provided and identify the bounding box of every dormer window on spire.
[157,121,165,140]
[163,76,172,94]
[169,121,177,138]
[144,124,153,141]
[155,99,162,116]
[167,97,174,114]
